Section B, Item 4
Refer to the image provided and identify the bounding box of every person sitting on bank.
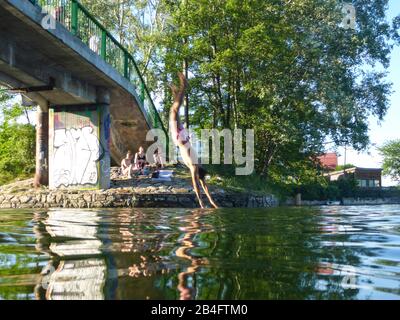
[121,150,134,178]
[153,147,164,169]
[134,146,147,170]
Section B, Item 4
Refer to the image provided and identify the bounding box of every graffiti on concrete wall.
[51,108,104,188]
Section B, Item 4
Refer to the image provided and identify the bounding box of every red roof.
[318,153,338,170]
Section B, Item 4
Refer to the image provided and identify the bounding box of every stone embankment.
[0,191,278,209]
[0,168,278,209]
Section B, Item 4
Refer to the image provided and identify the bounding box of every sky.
[336,0,400,186]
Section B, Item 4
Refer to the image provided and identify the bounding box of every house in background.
[325,167,383,188]
[317,153,338,172]
[317,152,383,188]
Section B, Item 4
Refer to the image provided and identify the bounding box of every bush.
[335,177,358,198]
[204,164,360,201]
[296,177,358,201]
[0,122,36,185]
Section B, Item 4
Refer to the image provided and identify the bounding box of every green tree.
[0,89,35,185]
[80,0,170,88]
[335,164,356,171]
[379,140,400,183]
[160,0,398,183]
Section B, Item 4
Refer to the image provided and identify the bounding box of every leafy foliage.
[160,0,397,180]
[299,177,358,201]
[335,164,356,171]
[379,139,400,183]
[0,90,35,185]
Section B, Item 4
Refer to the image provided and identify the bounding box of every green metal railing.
[28,0,166,135]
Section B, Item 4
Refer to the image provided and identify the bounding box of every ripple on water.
[0,205,399,300]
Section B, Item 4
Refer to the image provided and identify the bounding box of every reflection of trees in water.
[112,209,179,299]
[0,211,46,300]
[109,208,215,300]
[149,207,370,299]
[27,206,384,300]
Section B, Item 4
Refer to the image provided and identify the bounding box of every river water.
[0,205,399,300]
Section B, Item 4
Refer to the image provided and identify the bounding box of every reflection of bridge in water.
[40,210,107,300]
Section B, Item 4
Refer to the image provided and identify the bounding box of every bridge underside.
[0,0,158,188]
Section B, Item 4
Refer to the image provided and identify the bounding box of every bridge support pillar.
[48,104,111,190]
[34,104,49,187]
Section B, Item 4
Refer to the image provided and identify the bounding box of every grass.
[165,163,276,194]
[0,173,34,188]
[0,175,36,194]
[208,174,274,194]
[203,164,279,196]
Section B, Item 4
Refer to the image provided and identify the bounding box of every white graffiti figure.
[53,126,102,188]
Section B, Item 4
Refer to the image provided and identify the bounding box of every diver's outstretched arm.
[169,72,187,144]
[169,73,187,115]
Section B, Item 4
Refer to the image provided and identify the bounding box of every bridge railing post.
[140,82,145,105]
[124,52,129,78]
[101,30,107,59]
[71,0,78,36]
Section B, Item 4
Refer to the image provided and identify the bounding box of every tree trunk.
[182,0,189,128]
[183,54,189,128]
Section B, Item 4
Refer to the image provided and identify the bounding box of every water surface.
[0,205,399,300]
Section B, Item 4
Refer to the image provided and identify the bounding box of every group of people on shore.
[121,147,164,179]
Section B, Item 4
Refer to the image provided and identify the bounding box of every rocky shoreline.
[0,191,278,209]
[0,168,279,209]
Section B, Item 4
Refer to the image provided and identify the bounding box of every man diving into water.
[169,73,218,209]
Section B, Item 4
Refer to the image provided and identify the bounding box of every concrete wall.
[48,105,110,190]
[342,198,400,206]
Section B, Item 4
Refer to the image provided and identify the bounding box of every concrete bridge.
[0,0,167,189]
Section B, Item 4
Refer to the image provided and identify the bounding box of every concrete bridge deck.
[0,0,167,189]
